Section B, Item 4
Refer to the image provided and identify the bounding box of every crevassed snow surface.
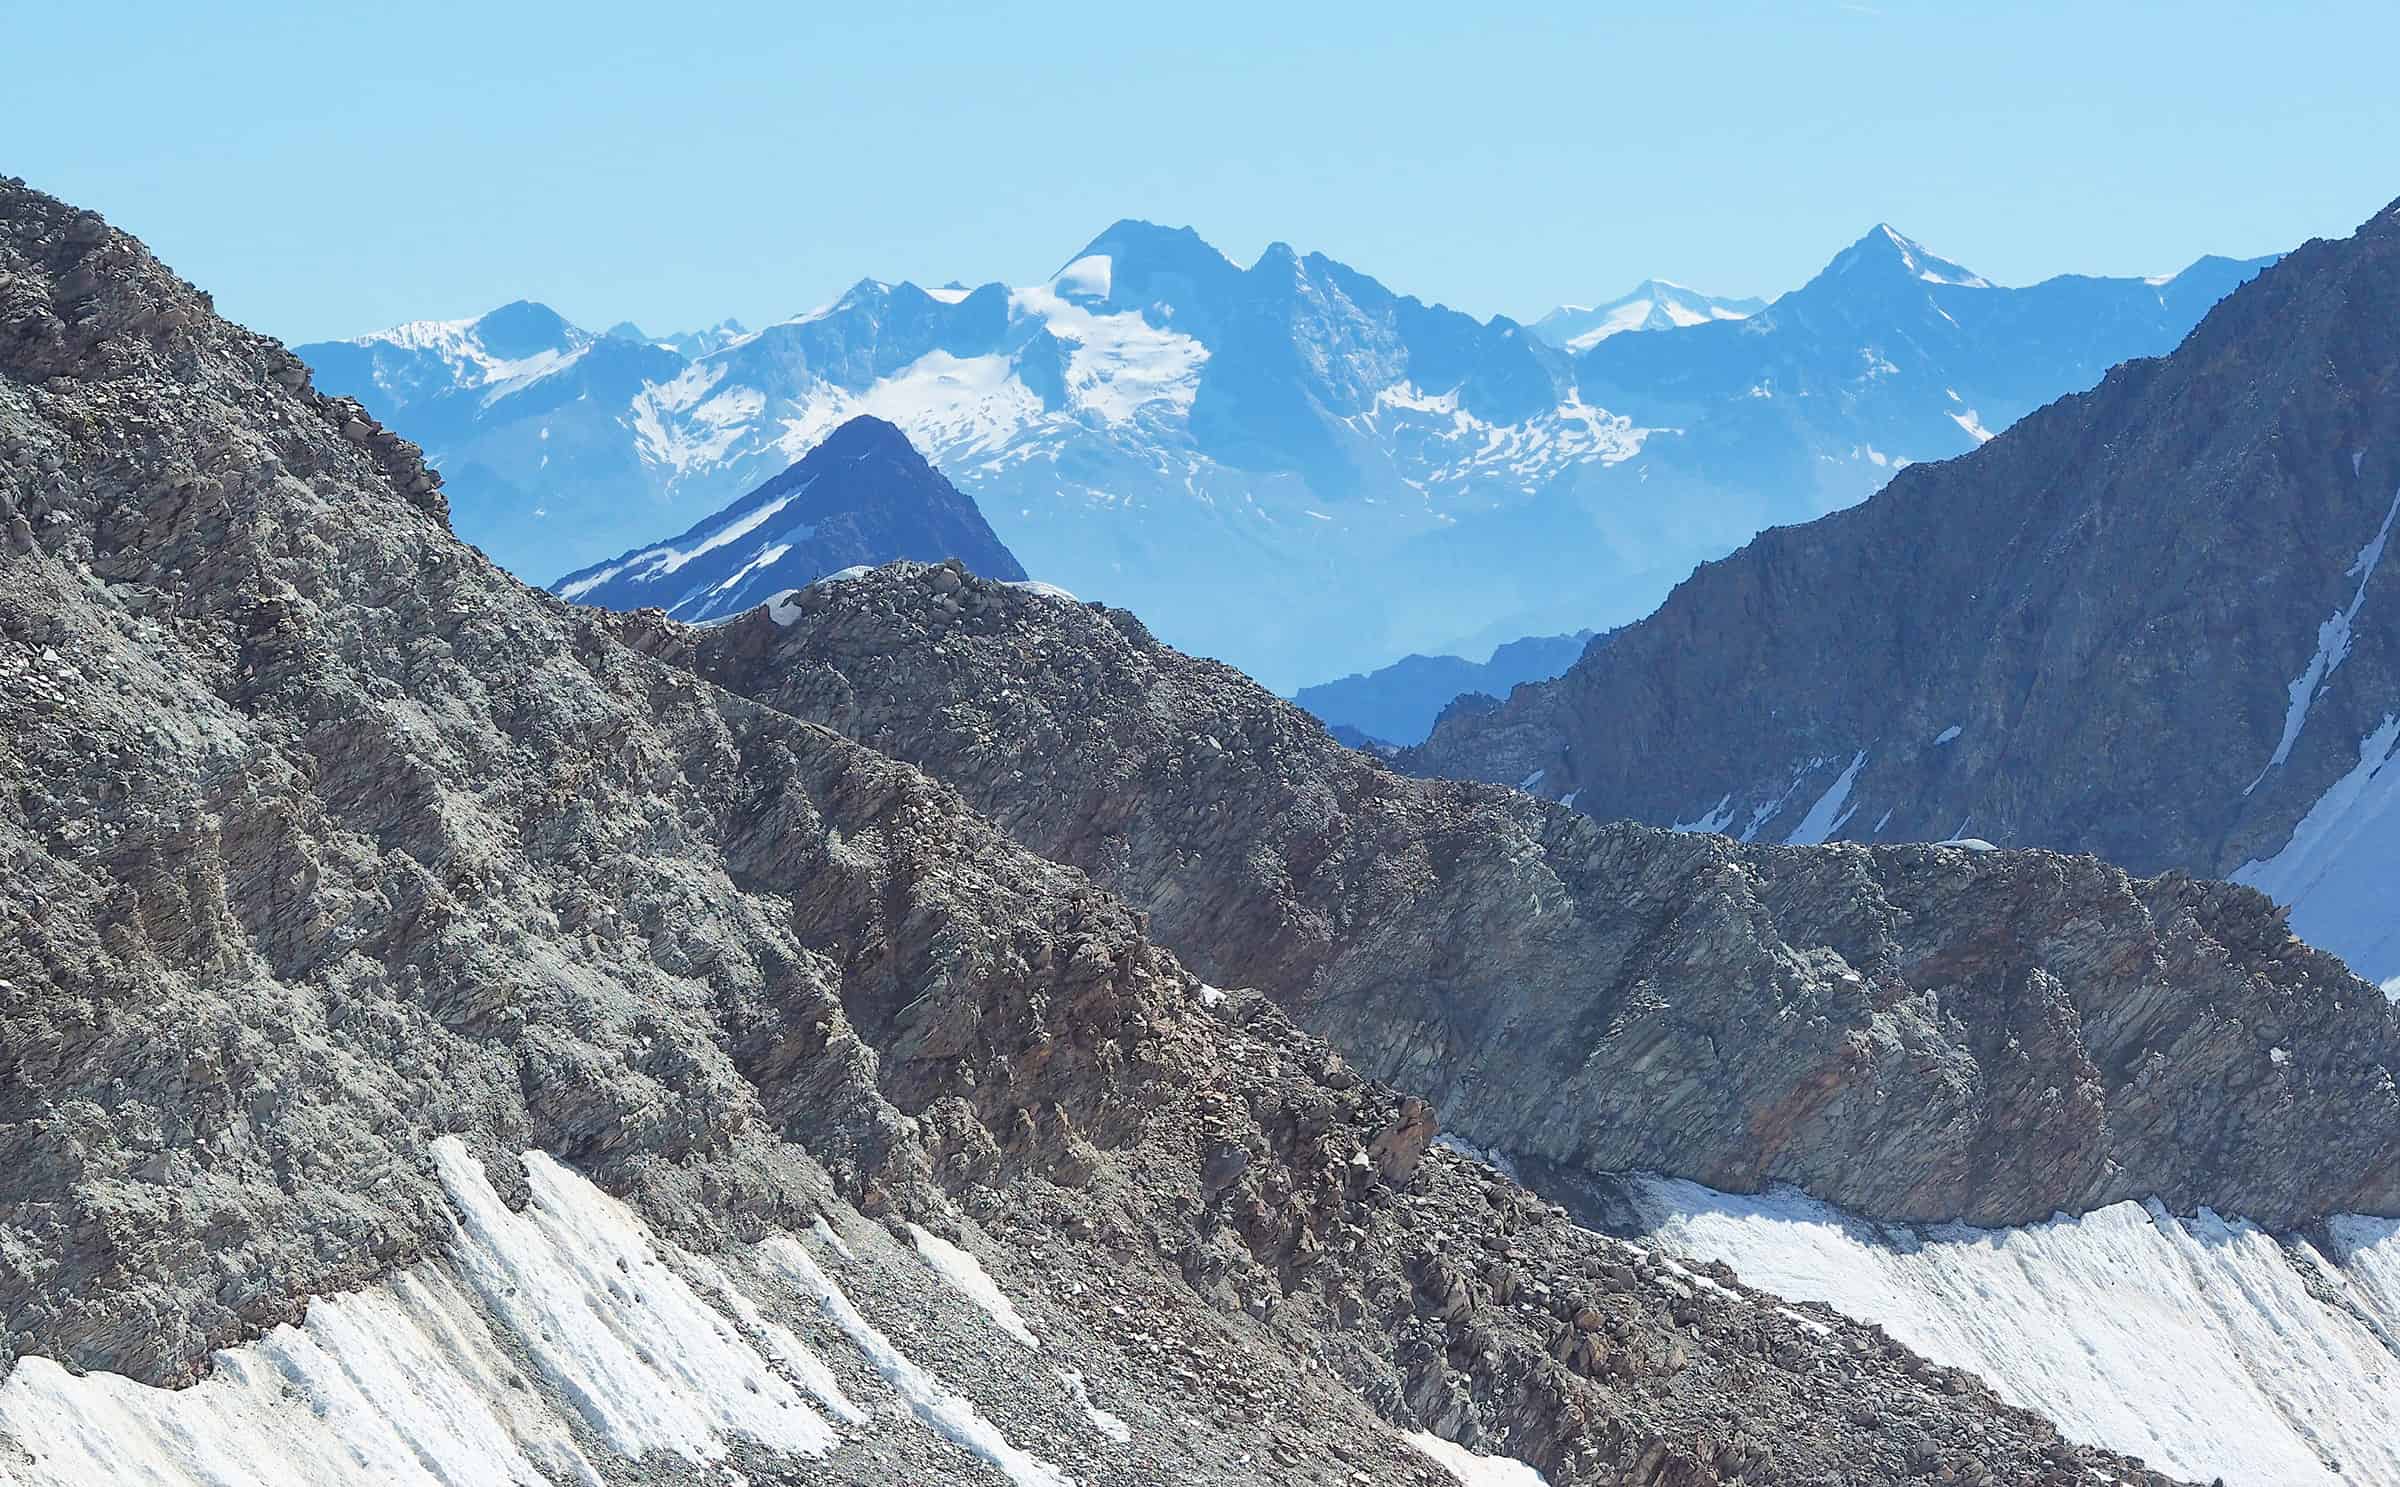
[2248,482,2400,793]
[2234,713,2400,987]
[1632,1176,2400,1486]
[1406,1429,1554,1487]
[906,1222,1040,1349]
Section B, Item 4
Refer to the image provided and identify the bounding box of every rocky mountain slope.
[644,563,2400,1234]
[1411,197,2400,989]
[644,556,2400,1485]
[0,178,2217,1486]
[299,223,2267,691]
[1294,628,1599,746]
[554,414,1026,623]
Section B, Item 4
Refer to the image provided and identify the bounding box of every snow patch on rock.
[2234,712,2400,985]
[1631,1175,2400,1487]
[906,1223,1040,1349]
[1407,1429,1554,1486]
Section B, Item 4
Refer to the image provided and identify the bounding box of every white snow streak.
[1783,750,1866,845]
[906,1223,1040,1349]
[1948,409,1996,444]
[1055,1369,1132,1443]
[0,1271,601,1487]
[1672,793,1737,836]
[2248,483,2400,793]
[758,1235,1074,1487]
[0,1140,876,1486]
[555,483,810,600]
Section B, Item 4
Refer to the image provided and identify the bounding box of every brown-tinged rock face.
[0,177,2192,1485]
[639,556,2400,1233]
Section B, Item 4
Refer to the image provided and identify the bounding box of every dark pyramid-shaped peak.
[807,413,923,465]
[469,300,583,359]
[601,320,650,343]
[554,413,1026,616]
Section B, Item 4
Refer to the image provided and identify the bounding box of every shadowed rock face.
[0,178,2194,1485]
[640,560,2400,1232]
[1408,197,2400,987]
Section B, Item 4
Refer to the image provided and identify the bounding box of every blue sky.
[9,0,2393,342]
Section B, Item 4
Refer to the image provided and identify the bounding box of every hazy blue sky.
[10,1,2393,342]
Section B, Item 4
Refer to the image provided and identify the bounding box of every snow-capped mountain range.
[299,223,2272,691]
[1527,280,1766,351]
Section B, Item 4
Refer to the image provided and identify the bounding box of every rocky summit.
[1410,195,2400,989]
[0,177,2227,1486]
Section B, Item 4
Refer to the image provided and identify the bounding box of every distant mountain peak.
[300,217,2272,693]
[1530,278,1767,350]
[1065,217,1228,265]
[470,299,582,358]
[1827,224,1994,289]
[1052,220,1244,310]
[814,411,919,458]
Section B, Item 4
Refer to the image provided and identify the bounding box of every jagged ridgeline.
[0,177,2207,1486]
